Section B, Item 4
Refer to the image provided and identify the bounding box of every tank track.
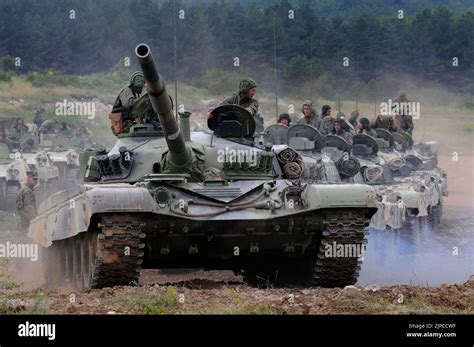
[92,214,146,288]
[311,209,369,287]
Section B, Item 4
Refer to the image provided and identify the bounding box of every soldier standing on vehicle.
[393,90,414,135]
[333,119,353,145]
[16,169,38,233]
[297,100,320,129]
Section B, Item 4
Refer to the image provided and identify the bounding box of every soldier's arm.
[247,100,259,116]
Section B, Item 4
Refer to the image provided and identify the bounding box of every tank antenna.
[173,0,178,121]
[273,14,279,121]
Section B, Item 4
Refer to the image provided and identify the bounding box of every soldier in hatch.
[297,100,320,129]
[332,119,353,145]
[218,78,259,117]
[319,105,335,135]
[57,122,73,137]
[372,114,398,132]
[357,117,378,138]
[393,90,414,135]
[277,113,292,126]
[110,71,146,134]
[7,118,28,150]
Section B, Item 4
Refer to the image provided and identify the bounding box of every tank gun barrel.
[135,43,189,165]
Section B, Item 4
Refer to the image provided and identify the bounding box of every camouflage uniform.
[334,129,353,145]
[38,119,57,134]
[372,115,397,132]
[220,93,259,116]
[220,78,259,117]
[16,185,37,232]
[393,92,414,135]
[33,107,45,128]
[319,116,335,135]
[395,114,414,135]
[112,72,145,132]
[7,125,26,148]
[297,101,320,129]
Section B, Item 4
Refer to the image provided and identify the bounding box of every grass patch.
[132,287,180,314]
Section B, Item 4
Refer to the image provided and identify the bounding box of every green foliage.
[134,287,179,314]
[26,72,81,87]
[0,1,472,94]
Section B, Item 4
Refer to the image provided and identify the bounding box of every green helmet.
[239,78,257,92]
[129,71,145,88]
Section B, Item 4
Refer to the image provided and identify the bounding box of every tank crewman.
[372,114,398,132]
[218,78,259,117]
[357,117,378,138]
[7,118,28,149]
[277,113,292,126]
[297,100,320,129]
[319,105,335,135]
[393,90,414,135]
[349,110,360,128]
[33,106,46,129]
[38,118,59,134]
[110,71,146,134]
[333,119,353,145]
[57,122,73,137]
[16,168,38,233]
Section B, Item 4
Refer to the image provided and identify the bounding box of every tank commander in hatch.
[277,113,292,127]
[297,100,320,129]
[216,78,259,117]
[109,71,146,135]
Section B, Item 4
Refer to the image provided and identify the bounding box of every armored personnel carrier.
[29,44,378,290]
[265,124,447,234]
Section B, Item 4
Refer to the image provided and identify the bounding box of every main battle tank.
[29,44,378,290]
[351,130,447,233]
[269,124,447,235]
[36,133,81,189]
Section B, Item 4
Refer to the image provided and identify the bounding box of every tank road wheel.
[5,185,19,212]
[79,232,97,290]
[309,209,369,288]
